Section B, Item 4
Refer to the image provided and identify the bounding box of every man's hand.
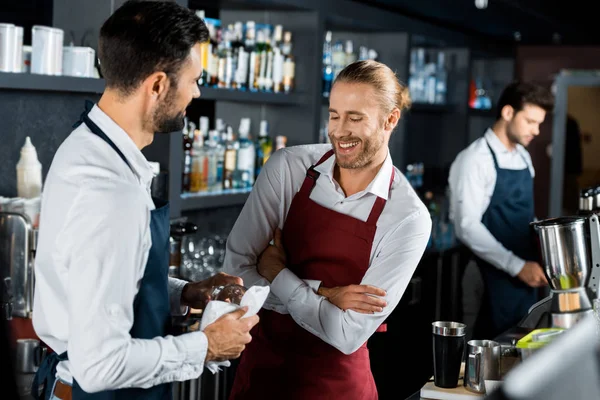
[181,272,244,310]
[204,307,259,362]
[257,228,287,283]
[517,261,548,287]
[318,285,387,314]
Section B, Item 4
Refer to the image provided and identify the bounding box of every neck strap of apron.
[484,137,530,170]
[74,100,133,172]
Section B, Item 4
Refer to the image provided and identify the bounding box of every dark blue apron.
[32,101,172,400]
[473,139,539,340]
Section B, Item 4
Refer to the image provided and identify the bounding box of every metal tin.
[0,23,16,72]
[432,321,466,336]
[0,212,35,318]
[12,26,23,72]
[62,46,95,77]
[531,216,589,291]
[32,25,64,75]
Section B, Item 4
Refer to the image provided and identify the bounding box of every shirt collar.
[485,128,522,155]
[87,105,155,187]
[313,148,394,200]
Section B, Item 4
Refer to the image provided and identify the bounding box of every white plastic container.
[0,23,16,72]
[16,137,43,199]
[32,25,64,75]
[62,46,95,77]
[12,26,23,72]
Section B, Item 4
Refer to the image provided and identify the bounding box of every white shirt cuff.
[506,255,526,277]
[270,268,304,305]
[178,331,209,365]
[168,277,189,316]
[304,279,322,293]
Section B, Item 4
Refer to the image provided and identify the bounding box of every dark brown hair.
[99,0,209,96]
[496,80,554,120]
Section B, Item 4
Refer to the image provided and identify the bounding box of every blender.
[530,215,596,328]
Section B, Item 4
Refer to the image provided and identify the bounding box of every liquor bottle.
[223,126,238,190]
[236,118,256,188]
[181,119,194,193]
[322,31,333,98]
[255,120,273,179]
[283,55,295,94]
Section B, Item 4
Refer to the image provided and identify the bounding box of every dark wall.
[0,91,100,197]
[516,45,600,218]
[0,0,53,44]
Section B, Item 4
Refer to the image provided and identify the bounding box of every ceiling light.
[475,0,488,9]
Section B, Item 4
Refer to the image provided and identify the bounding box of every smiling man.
[223,60,431,400]
[448,81,554,340]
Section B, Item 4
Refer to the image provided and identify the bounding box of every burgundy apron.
[229,150,394,400]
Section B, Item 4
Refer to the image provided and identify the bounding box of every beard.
[330,127,385,169]
[506,124,529,147]
[151,85,186,134]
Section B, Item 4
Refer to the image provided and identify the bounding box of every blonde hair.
[333,60,411,114]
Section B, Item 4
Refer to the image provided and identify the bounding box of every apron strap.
[298,149,335,197]
[31,351,68,400]
[484,139,500,169]
[73,100,134,173]
[366,167,395,225]
[485,138,532,174]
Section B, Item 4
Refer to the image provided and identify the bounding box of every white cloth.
[200,286,270,373]
[223,144,431,355]
[32,104,208,393]
[448,128,535,277]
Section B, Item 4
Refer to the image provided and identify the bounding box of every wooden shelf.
[198,86,305,105]
[181,188,252,211]
[0,72,105,94]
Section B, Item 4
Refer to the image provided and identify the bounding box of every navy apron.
[473,139,539,340]
[32,101,172,400]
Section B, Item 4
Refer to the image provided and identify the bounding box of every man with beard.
[224,60,432,400]
[448,81,554,340]
[31,2,258,399]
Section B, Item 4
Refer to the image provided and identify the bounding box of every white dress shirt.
[448,128,535,277]
[32,105,207,393]
[223,144,431,355]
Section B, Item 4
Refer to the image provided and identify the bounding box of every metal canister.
[12,26,23,73]
[0,23,16,72]
[32,25,64,75]
[62,46,95,77]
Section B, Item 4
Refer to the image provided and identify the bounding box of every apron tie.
[31,351,68,400]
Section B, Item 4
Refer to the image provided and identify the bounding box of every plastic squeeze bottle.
[16,136,42,199]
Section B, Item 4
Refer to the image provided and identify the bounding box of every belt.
[53,380,72,400]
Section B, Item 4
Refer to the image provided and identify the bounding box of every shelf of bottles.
[195,11,297,99]
[321,31,380,99]
[468,58,514,113]
[407,47,448,108]
[181,114,287,210]
[468,77,493,111]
